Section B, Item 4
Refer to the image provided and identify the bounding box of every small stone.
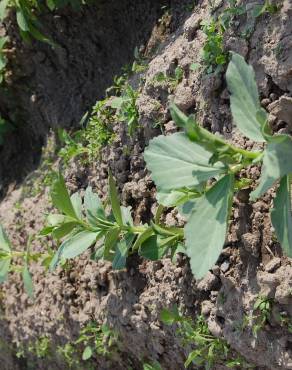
[212,265,220,276]
[207,318,222,337]
[173,85,195,111]
[269,93,278,101]
[261,98,271,107]
[220,261,230,273]
[201,300,213,316]
[265,258,281,273]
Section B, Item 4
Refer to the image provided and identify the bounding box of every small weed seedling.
[201,1,280,72]
[59,99,115,164]
[200,19,227,73]
[76,322,118,361]
[110,85,139,136]
[161,307,251,368]
[143,361,163,370]
[153,66,184,91]
[57,322,118,366]
[27,335,51,359]
[252,296,272,336]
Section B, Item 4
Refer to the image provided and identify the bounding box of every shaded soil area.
[0,0,191,199]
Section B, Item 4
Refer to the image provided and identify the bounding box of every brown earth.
[1,0,292,369]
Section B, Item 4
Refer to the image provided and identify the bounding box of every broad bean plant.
[0,53,291,289]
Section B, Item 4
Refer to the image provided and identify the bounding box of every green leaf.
[84,186,105,225]
[160,307,180,325]
[110,97,124,109]
[22,264,34,299]
[139,235,175,260]
[143,362,162,370]
[0,0,9,21]
[132,227,154,251]
[26,23,55,47]
[16,8,29,32]
[46,0,56,11]
[62,231,98,259]
[39,226,55,236]
[0,224,11,253]
[169,103,188,128]
[250,135,292,200]
[184,174,234,279]
[271,175,292,257]
[226,53,267,142]
[185,350,200,368]
[82,346,93,361]
[0,257,10,283]
[52,222,78,240]
[108,172,123,226]
[104,227,120,261]
[121,206,133,226]
[157,188,199,207]
[70,192,82,219]
[112,234,134,269]
[51,174,77,218]
[50,231,98,269]
[144,133,225,192]
[47,214,66,226]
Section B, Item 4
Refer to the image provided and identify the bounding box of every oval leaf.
[84,186,105,225]
[51,174,77,218]
[0,224,11,253]
[271,175,292,257]
[22,264,34,299]
[112,234,134,270]
[184,175,234,279]
[250,135,292,200]
[70,192,82,219]
[108,172,123,226]
[50,231,99,270]
[0,0,9,21]
[0,258,10,283]
[226,53,267,142]
[82,346,93,361]
[62,231,99,259]
[104,227,120,261]
[52,222,78,240]
[16,8,29,32]
[139,235,174,260]
[144,133,225,192]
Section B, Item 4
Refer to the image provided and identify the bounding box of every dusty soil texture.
[1,0,292,369]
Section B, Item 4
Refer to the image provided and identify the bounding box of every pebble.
[220,261,230,273]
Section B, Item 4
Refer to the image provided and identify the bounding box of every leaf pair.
[144,128,234,278]
[47,174,107,270]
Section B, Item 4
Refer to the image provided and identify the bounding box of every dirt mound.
[1,0,292,369]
